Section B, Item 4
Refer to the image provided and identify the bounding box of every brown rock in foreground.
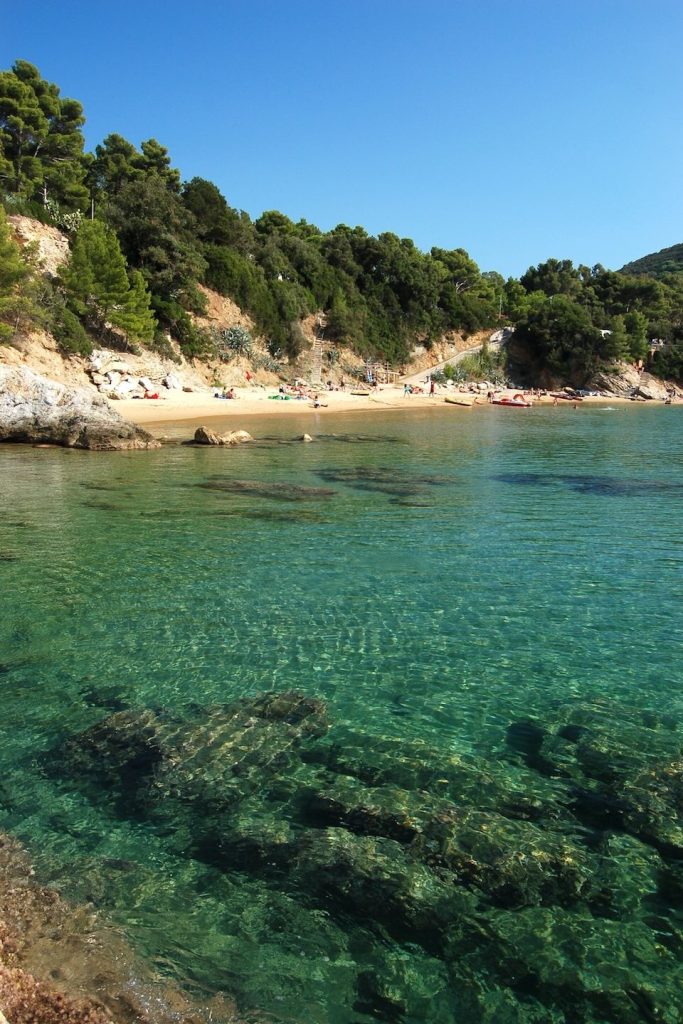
[0,366,160,450]
[0,833,243,1023]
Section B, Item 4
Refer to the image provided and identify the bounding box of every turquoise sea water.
[1,404,682,1023]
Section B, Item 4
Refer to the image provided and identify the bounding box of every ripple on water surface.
[1,407,683,1023]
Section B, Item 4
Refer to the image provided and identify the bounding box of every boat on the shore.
[445,395,477,407]
[492,393,533,408]
[350,390,371,396]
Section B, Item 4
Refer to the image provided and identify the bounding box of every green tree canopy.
[87,133,180,204]
[520,258,583,299]
[60,219,155,342]
[513,295,606,385]
[0,60,87,208]
[181,177,255,254]
[104,176,207,312]
[87,133,141,198]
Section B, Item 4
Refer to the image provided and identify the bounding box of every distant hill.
[620,243,683,278]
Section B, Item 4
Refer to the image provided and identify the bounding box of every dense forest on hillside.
[620,243,683,280]
[2,60,683,383]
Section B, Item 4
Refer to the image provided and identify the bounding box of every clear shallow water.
[1,405,683,1023]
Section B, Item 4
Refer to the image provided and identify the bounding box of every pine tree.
[0,61,87,208]
[114,269,156,343]
[61,220,155,342]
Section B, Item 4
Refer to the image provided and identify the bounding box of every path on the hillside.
[399,331,509,386]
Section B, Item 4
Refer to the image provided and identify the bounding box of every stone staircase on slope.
[310,314,328,385]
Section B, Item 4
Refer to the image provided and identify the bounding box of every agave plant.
[215,325,253,360]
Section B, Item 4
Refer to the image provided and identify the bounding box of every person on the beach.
[403,383,411,397]
[429,379,436,396]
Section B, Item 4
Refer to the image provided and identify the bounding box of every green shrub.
[52,306,92,356]
[148,331,181,363]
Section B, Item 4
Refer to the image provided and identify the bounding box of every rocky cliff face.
[591,365,672,400]
[8,214,70,278]
[0,366,160,450]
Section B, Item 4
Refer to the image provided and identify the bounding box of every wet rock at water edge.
[0,832,240,1024]
[0,366,160,450]
[192,425,253,445]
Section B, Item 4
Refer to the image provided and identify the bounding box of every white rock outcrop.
[0,366,160,450]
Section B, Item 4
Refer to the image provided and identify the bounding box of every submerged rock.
[506,702,683,855]
[0,366,160,450]
[47,692,683,1023]
[55,692,328,818]
[199,478,336,501]
[317,466,451,491]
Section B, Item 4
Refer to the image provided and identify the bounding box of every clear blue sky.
[4,0,682,277]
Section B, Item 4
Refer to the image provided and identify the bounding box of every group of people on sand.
[404,377,439,396]
[214,387,237,400]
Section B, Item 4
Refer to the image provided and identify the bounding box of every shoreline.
[115,385,656,431]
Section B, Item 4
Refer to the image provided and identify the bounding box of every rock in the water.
[47,692,683,1021]
[301,433,314,442]
[224,429,252,445]
[0,366,160,450]
[194,426,225,445]
[193,426,253,446]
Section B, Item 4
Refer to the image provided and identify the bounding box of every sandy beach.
[115,384,642,430]
[115,384,411,426]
